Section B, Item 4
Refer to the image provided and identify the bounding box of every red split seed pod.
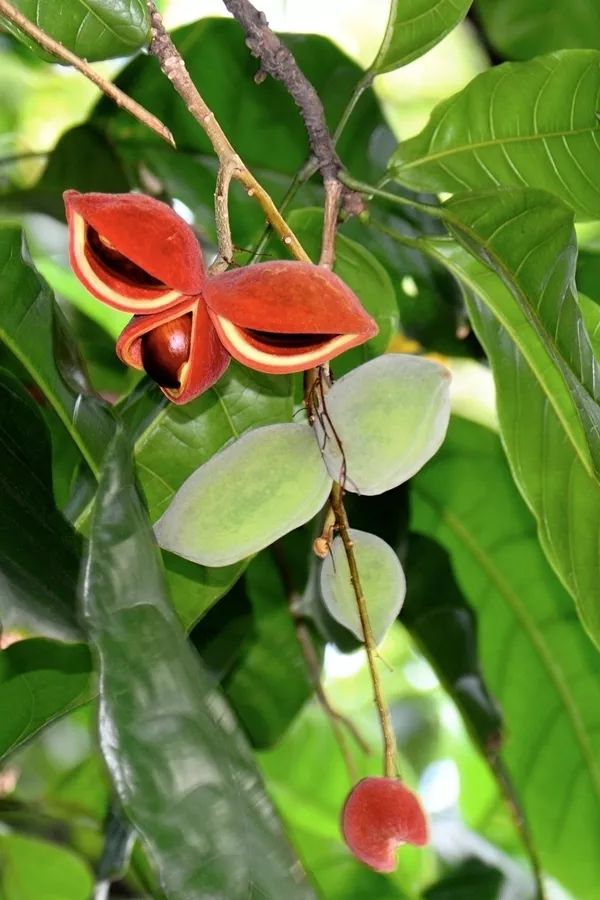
[342,777,428,872]
[204,260,378,374]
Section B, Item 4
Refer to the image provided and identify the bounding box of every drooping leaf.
[0,226,114,477]
[412,417,600,899]
[0,833,94,900]
[476,0,600,60]
[155,423,331,566]
[314,355,451,494]
[0,371,82,638]
[0,638,93,762]
[3,0,149,63]
[224,552,315,748]
[390,51,600,221]
[82,427,316,899]
[371,0,473,72]
[320,529,406,643]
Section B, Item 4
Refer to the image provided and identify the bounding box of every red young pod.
[204,260,378,374]
[342,777,428,872]
[64,190,205,312]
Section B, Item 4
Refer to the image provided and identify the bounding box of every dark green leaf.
[0,226,114,477]
[372,0,473,72]
[390,51,600,220]
[0,372,82,637]
[423,857,503,899]
[82,428,316,899]
[476,0,600,60]
[412,417,600,899]
[0,833,94,900]
[0,638,93,762]
[3,0,149,63]
[224,552,314,748]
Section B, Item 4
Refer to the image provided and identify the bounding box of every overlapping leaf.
[82,428,316,899]
[371,0,473,72]
[3,0,149,62]
[412,417,600,900]
[390,51,600,220]
[421,229,600,647]
[477,0,600,60]
[0,639,93,762]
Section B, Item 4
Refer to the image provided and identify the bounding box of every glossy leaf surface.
[424,234,600,647]
[155,423,331,566]
[477,0,600,59]
[82,429,316,899]
[320,529,406,643]
[0,639,93,762]
[0,227,114,476]
[4,0,149,62]
[0,372,82,638]
[390,51,600,220]
[412,417,600,899]
[372,0,473,72]
[315,354,451,494]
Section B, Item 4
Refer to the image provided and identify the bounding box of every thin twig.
[222,0,340,183]
[0,0,174,147]
[330,483,398,778]
[320,180,343,267]
[146,1,309,264]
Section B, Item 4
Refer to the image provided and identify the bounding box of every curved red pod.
[204,261,378,374]
[342,777,428,872]
[116,298,230,404]
[64,191,206,313]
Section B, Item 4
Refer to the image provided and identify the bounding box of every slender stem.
[249,157,318,263]
[147,1,309,263]
[0,0,174,147]
[333,72,374,144]
[320,180,343,267]
[340,173,445,220]
[330,483,398,778]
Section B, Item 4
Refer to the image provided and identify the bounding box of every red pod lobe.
[342,777,428,872]
[204,260,378,374]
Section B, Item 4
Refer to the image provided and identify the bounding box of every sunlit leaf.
[315,355,451,494]
[155,423,331,566]
[372,0,473,72]
[0,834,94,900]
[321,529,406,643]
[390,51,600,220]
[82,428,316,899]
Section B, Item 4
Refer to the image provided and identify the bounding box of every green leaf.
[83,428,316,899]
[321,530,406,643]
[0,834,94,900]
[0,371,82,638]
[3,0,149,63]
[0,639,93,762]
[423,858,503,900]
[444,188,600,477]
[372,0,473,72]
[390,51,600,221]
[0,226,114,477]
[315,355,451,494]
[421,232,600,647]
[155,423,331,566]
[476,0,600,60]
[269,208,399,368]
[412,417,600,899]
[224,552,315,748]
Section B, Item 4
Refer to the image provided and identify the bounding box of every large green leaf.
[3,0,149,62]
[420,232,600,647]
[82,428,316,899]
[0,834,93,900]
[0,227,114,477]
[371,0,473,72]
[0,639,93,762]
[412,417,600,900]
[476,0,600,60]
[390,51,600,221]
[0,372,82,638]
